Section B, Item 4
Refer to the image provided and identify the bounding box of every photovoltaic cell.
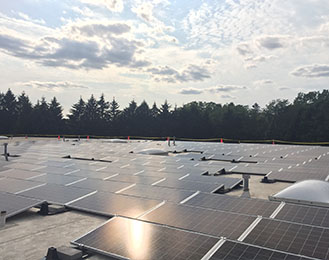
[210,240,311,260]
[153,178,224,193]
[0,191,44,218]
[183,175,243,189]
[243,218,329,259]
[70,178,136,193]
[0,177,41,194]
[18,183,96,205]
[30,174,85,185]
[275,203,329,228]
[0,169,42,180]
[141,202,256,239]
[67,191,163,218]
[185,193,280,217]
[120,184,196,203]
[107,174,163,185]
[72,217,220,260]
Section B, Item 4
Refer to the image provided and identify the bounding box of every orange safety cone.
[272,140,275,145]
[220,138,223,143]
[58,135,60,140]
[87,136,90,140]
[128,136,130,141]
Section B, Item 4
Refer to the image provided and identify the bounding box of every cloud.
[236,43,253,56]
[291,64,329,78]
[71,23,131,37]
[179,88,203,95]
[253,79,274,85]
[19,81,88,91]
[148,64,210,83]
[243,55,276,69]
[256,35,290,49]
[80,0,124,12]
[0,32,149,70]
[179,85,246,95]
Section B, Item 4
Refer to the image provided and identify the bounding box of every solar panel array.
[1,139,329,259]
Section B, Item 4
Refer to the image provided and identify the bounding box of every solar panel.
[33,166,73,175]
[0,191,44,218]
[185,193,280,217]
[184,175,243,190]
[275,203,329,228]
[72,217,220,260]
[69,178,134,193]
[120,184,196,203]
[67,191,163,218]
[243,218,329,259]
[68,169,115,180]
[107,174,163,185]
[0,177,42,194]
[210,240,311,260]
[29,174,86,186]
[4,162,43,171]
[18,183,96,205]
[153,178,224,193]
[141,202,256,239]
[0,169,43,179]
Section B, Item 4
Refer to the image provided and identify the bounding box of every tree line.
[1,89,329,142]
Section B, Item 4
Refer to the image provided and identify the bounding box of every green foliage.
[1,89,329,142]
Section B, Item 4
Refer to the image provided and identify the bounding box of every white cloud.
[148,64,211,83]
[18,81,88,92]
[291,64,329,78]
[256,35,292,50]
[80,0,124,13]
[253,79,274,85]
[179,85,246,95]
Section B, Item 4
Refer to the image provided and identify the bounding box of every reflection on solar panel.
[69,178,133,193]
[0,191,44,218]
[0,169,42,179]
[185,193,280,217]
[140,202,256,239]
[108,174,163,185]
[268,168,329,182]
[243,218,329,259]
[120,184,196,203]
[18,183,96,205]
[30,173,85,185]
[4,162,43,171]
[66,191,163,218]
[153,178,224,193]
[183,175,243,189]
[0,177,43,194]
[72,217,220,260]
[275,203,329,228]
[210,240,311,260]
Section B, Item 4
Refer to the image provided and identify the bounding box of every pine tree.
[97,94,110,121]
[16,92,33,133]
[49,97,63,133]
[109,97,120,121]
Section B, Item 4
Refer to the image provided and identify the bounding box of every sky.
[1,0,329,115]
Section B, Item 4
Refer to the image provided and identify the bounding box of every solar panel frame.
[0,191,45,218]
[72,217,221,260]
[140,202,257,240]
[185,192,280,217]
[66,191,163,218]
[120,183,197,203]
[275,203,329,229]
[243,218,329,259]
[0,177,42,194]
[18,183,96,205]
[210,240,312,260]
